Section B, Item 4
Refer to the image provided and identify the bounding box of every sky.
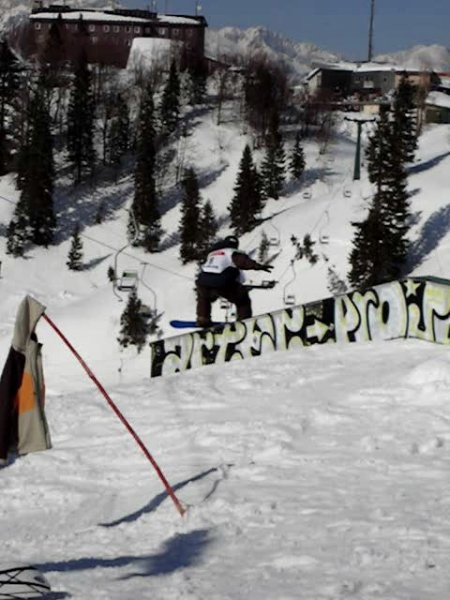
[123,0,450,59]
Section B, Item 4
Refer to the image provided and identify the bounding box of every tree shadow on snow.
[408,203,450,271]
[158,164,228,218]
[408,151,450,175]
[99,465,230,528]
[53,175,133,245]
[82,253,112,271]
[34,529,211,580]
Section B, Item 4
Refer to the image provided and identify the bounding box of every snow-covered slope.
[0,30,449,600]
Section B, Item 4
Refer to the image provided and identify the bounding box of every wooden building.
[14,3,207,68]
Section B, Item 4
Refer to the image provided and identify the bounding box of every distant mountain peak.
[205,26,341,82]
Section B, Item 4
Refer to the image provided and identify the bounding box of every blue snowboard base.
[170,320,226,329]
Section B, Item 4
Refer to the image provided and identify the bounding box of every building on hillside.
[434,72,450,94]
[305,61,436,108]
[425,91,450,124]
[13,3,207,69]
[305,63,353,99]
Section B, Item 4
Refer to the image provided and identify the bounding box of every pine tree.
[130,81,162,252]
[66,223,83,270]
[348,108,411,288]
[393,73,418,163]
[0,40,21,175]
[18,77,56,247]
[188,59,207,105]
[107,92,129,166]
[289,131,305,180]
[117,289,147,353]
[258,231,270,263]
[261,111,286,199]
[197,199,218,260]
[179,167,203,263]
[229,144,263,235]
[302,234,318,265]
[159,60,180,135]
[67,52,96,184]
[6,213,27,258]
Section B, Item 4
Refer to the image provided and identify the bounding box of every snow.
[29,10,201,26]
[29,11,152,24]
[158,15,202,26]
[127,37,180,71]
[426,91,450,109]
[0,93,449,599]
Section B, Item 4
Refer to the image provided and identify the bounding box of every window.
[92,36,98,44]
[113,25,120,32]
[89,24,96,32]
[134,26,141,33]
[157,27,166,36]
[125,26,132,32]
[103,25,110,32]
[34,22,41,30]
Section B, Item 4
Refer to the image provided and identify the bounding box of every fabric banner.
[0,296,51,462]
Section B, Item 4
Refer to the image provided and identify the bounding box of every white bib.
[202,248,235,274]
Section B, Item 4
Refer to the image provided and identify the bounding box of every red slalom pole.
[42,313,186,518]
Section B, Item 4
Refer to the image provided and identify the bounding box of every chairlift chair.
[282,260,297,306]
[117,270,138,291]
[220,298,232,310]
[302,190,312,199]
[269,236,280,246]
[283,292,296,306]
[268,219,281,247]
[139,303,153,319]
[318,209,330,245]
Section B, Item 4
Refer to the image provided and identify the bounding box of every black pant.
[196,281,252,326]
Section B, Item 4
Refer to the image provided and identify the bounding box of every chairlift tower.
[343,116,376,180]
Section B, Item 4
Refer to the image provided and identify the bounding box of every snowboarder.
[196,235,273,327]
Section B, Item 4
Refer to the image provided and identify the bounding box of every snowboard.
[170,320,227,329]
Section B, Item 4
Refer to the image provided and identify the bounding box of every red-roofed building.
[11,3,207,69]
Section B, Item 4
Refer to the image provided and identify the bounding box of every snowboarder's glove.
[260,265,274,273]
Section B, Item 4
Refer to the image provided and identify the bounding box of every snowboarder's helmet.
[224,235,239,249]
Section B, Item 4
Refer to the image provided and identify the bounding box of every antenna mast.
[367,0,375,61]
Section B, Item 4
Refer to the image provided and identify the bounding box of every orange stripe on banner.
[17,371,36,414]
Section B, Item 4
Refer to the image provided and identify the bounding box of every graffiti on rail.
[150,278,450,377]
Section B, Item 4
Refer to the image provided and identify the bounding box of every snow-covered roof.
[30,10,202,25]
[157,14,201,25]
[426,91,450,109]
[308,60,429,77]
[30,10,150,23]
